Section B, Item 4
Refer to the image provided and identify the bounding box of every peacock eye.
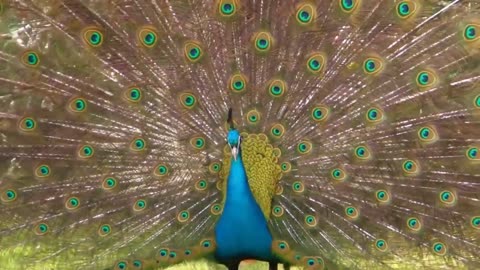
[363,57,384,75]
[254,31,273,53]
[432,242,447,256]
[184,41,204,62]
[295,3,316,26]
[82,27,104,47]
[22,51,40,67]
[138,26,158,48]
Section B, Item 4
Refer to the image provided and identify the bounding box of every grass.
[165,260,298,270]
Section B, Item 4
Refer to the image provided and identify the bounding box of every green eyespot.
[177,210,190,222]
[466,147,479,161]
[339,0,359,13]
[292,181,305,193]
[35,164,51,178]
[1,189,17,203]
[462,23,480,52]
[21,51,40,67]
[246,109,260,124]
[363,57,384,75]
[270,123,285,138]
[439,190,456,206]
[345,206,359,219]
[188,47,201,59]
[82,27,104,47]
[102,177,118,190]
[268,79,287,98]
[154,164,169,177]
[297,140,312,155]
[306,53,326,74]
[138,26,158,48]
[375,189,391,204]
[65,197,80,210]
[416,69,438,90]
[195,179,208,191]
[133,199,147,211]
[190,136,206,150]
[304,215,317,227]
[68,97,87,113]
[159,248,169,257]
[432,242,447,256]
[296,3,316,26]
[184,41,204,62]
[169,251,177,259]
[125,87,143,103]
[311,105,329,122]
[272,205,284,217]
[303,257,322,269]
[406,217,422,232]
[116,261,128,270]
[211,203,223,215]
[98,224,112,237]
[272,240,292,256]
[133,260,142,268]
[200,239,215,250]
[253,31,273,53]
[464,24,479,41]
[417,125,438,144]
[78,145,94,159]
[396,1,418,19]
[354,145,371,160]
[402,159,419,175]
[209,162,222,174]
[280,162,292,173]
[180,92,197,109]
[331,168,347,182]
[229,73,247,93]
[19,117,37,132]
[470,216,480,229]
[375,239,388,252]
[130,138,146,151]
[417,72,429,85]
[474,95,480,109]
[366,107,384,123]
[34,223,49,236]
[218,0,238,17]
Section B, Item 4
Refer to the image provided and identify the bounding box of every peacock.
[1,0,480,269]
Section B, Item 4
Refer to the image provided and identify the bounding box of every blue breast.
[214,151,274,263]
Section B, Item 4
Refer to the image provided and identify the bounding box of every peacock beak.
[231,145,238,161]
[229,138,241,161]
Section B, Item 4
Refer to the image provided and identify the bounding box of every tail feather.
[1,0,480,269]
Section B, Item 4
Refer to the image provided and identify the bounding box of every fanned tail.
[0,0,480,269]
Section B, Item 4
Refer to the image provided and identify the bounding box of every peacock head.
[227,108,241,161]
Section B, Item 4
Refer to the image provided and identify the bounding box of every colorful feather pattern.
[0,0,480,269]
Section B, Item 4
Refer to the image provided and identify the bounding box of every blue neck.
[214,150,274,263]
[225,153,257,206]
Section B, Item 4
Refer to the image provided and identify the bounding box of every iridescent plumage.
[1,0,480,269]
